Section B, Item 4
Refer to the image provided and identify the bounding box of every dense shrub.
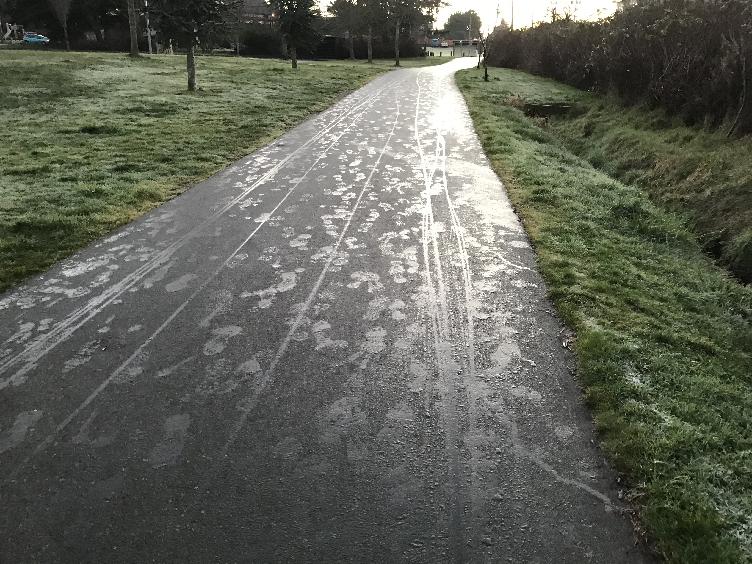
[487,0,752,136]
[237,24,422,59]
[239,25,285,58]
[317,35,422,59]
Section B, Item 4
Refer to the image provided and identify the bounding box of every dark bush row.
[239,25,422,60]
[487,0,752,135]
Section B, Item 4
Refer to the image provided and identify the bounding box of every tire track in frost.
[434,114,477,384]
[415,72,476,379]
[414,70,466,561]
[424,70,617,512]
[3,83,394,482]
[0,83,391,390]
[214,93,402,464]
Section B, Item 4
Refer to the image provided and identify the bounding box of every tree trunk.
[281,35,288,59]
[349,33,355,60]
[394,18,400,67]
[367,26,373,64]
[127,0,139,57]
[48,0,72,50]
[62,16,70,50]
[187,42,197,91]
[290,44,298,69]
[235,6,242,57]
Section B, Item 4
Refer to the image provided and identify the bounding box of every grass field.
[457,67,752,563]
[0,51,442,292]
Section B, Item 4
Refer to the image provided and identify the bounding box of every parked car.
[440,40,449,47]
[23,32,50,45]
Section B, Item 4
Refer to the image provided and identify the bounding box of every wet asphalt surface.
[0,59,648,562]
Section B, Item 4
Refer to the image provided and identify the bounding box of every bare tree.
[152,0,240,90]
[48,0,72,50]
[358,0,383,64]
[384,0,440,67]
[479,32,489,81]
[273,0,320,69]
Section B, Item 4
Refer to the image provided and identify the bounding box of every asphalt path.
[0,58,648,562]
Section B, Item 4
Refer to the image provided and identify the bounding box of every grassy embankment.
[558,97,752,284]
[0,51,442,292]
[457,67,752,563]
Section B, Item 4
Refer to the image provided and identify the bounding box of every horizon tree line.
[1,0,447,88]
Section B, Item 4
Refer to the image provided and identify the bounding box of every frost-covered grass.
[0,51,439,291]
[458,67,752,563]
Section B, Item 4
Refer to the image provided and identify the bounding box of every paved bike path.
[0,58,647,562]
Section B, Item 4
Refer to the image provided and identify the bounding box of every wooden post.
[367,26,373,64]
[187,41,196,91]
[394,17,400,67]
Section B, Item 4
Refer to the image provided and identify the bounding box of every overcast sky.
[435,0,620,32]
[319,0,616,31]
[320,1,620,33]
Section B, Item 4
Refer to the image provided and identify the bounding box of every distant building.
[240,0,276,25]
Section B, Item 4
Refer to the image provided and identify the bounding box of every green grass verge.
[562,104,752,284]
[457,67,752,563]
[0,51,442,292]
[477,69,752,283]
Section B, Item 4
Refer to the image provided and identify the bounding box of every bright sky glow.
[319,0,620,33]
[436,0,619,32]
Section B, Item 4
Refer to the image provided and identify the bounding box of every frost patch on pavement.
[0,410,43,454]
[312,320,348,350]
[149,414,191,468]
[242,271,299,309]
[165,274,197,293]
[203,326,243,356]
[347,271,384,293]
